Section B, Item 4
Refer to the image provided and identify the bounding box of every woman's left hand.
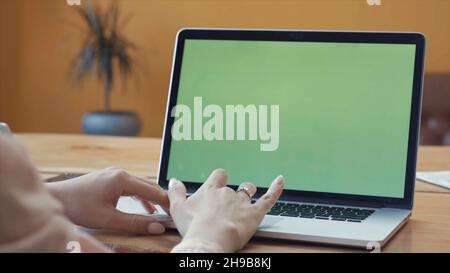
[169,169,284,252]
[47,167,170,235]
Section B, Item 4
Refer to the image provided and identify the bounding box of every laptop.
[122,29,425,248]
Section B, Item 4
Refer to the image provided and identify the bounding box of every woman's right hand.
[168,169,284,253]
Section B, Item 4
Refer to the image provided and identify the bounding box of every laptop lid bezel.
[157,28,425,210]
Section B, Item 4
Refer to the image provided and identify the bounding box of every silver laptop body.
[152,29,425,248]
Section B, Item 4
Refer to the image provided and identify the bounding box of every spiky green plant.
[72,0,135,111]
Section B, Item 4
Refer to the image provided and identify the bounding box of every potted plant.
[72,0,141,136]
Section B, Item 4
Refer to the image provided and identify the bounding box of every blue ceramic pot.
[82,111,141,136]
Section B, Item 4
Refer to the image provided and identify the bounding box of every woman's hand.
[47,167,170,235]
[168,169,284,253]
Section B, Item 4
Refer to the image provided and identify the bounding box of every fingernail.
[147,223,165,234]
[276,175,285,186]
[168,178,178,190]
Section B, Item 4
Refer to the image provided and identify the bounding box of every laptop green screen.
[166,39,416,198]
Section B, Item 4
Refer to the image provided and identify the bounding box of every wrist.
[182,217,240,253]
[46,182,63,199]
[171,238,226,253]
[46,181,72,206]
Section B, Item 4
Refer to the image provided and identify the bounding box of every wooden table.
[16,133,450,253]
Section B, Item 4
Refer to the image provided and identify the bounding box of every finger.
[167,178,187,211]
[109,211,166,235]
[134,176,158,187]
[139,199,157,214]
[254,176,284,213]
[122,176,170,209]
[236,182,257,203]
[200,168,228,190]
[160,204,170,215]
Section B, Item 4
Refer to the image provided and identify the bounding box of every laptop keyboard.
[266,202,376,223]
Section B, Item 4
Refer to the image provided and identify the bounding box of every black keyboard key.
[300,214,315,218]
[347,219,362,223]
[269,209,282,214]
[300,212,315,216]
[359,209,375,216]
[331,217,346,221]
[315,216,329,220]
[333,212,345,216]
[361,209,375,214]
[299,209,312,213]
[316,213,332,217]
[281,212,299,217]
[284,209,297,214]
[346,215,367,220]
[341,213,361,218]
[267,211,281,215]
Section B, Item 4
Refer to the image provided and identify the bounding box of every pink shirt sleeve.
[0,137,76,253]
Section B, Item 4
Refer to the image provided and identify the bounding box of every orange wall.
[0,0,449,137]
[0,0,18,125]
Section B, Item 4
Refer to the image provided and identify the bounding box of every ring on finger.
[236,186,252,200]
